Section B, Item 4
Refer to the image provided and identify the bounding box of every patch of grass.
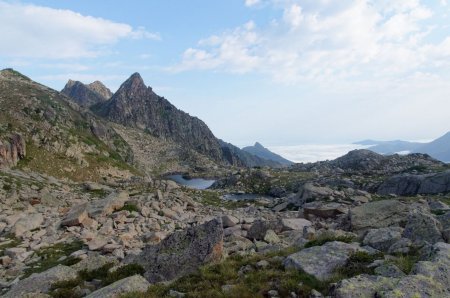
[304,235,355,248]
[431,209,447,216]
[103,263,145,286]
[388,253,419,274]
[50,263,146,297]
[0,236,21,257]
[117,203,140,213]
[130,247,331,298]
[24,240,84,278]
[338,251,384,278]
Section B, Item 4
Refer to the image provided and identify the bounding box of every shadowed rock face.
[62,79,111,108]
[377,170,450,196]
[129,218,224,283]
[0,134,26,168]
[92,73,225,162]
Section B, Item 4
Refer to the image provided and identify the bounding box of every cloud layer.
[0,1,159,59]
[175,0,450,85]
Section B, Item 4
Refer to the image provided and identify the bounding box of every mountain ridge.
[242,142,293,166]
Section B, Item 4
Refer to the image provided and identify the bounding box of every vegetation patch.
[337,251,384,278]
[49,263,145,297]
[121,248,332,298]
[24,240,84,278]
[117,203,140,213]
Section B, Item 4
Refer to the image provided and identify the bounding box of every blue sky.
[1,0,450,147]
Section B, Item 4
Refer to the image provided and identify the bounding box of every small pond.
[166,174,216,190]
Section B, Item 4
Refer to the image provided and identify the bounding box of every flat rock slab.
[284,241,362,281]
[130,218,223,283]
[350,200,409,234]
[86,275,150,298]
[3,265,77,297]
[279,218,312,231]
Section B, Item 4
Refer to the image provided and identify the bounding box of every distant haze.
[268,144,370,163]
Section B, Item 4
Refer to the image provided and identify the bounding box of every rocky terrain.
[61,80,112,108]
[1,69,450,297]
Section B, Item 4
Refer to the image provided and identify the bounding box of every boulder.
[303,202,348,219]
[61,203,89,227]
[12,213,44,237]
[378,171,450,196]
[362,227,403,252]
[402,211,443,245]
[88,191,128,218]
[221,215,239,228]
[0,133,26,168]
[374,264,405,278]
[279,218,312,232]
[350,200,409,234]
[284,241,363,281]
[247,220,282,241]
[129,218,223,282]
[3,265,77,297]
[334,275,398,298]
[86,275,150,298]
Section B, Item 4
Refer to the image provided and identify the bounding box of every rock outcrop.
[62,79,111,107]
[129,218,224,282]
[0,134,26,168]
[378,170,450,196]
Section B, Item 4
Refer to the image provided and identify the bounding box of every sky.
[1,0,450,148]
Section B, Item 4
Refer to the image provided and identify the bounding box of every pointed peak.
[115,72,148,97]
[254,142,264,148]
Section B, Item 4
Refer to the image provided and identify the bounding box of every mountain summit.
[62,79,111,108]
[242,142,293,166]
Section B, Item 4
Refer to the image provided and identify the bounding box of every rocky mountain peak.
[254,142,264,149]
[87,81,113,100]
[116,72,148,98]
[0,68,31,81]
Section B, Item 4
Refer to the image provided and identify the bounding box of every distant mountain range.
[355,132,450,162]
[242,142,293,166]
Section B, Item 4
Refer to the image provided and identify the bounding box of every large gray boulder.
[334,242,450,298]
[284,241,363,281]
[86,275,150,298]
[362,227,403,252]
[3,265,78,297]
[402,211,443,245]
[129,218,224,282]
[378,170,450,196]
[350,200,409,234]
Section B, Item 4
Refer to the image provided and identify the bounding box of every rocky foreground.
[0,149,450,297]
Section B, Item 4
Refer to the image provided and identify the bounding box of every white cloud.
[0,1,158,59]
[174,0,448,86]
[245,0,260,7]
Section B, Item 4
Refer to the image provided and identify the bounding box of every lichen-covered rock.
[3,265,77,297]
[350,200,409,234]
[86,275,150,298]
[362,227,403,252]
[378,171,450,196]
[334,275,398,298]
[374,263,405,278]
[129,218,223,282]
[284,241,363,281]
[402,211,443,245]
